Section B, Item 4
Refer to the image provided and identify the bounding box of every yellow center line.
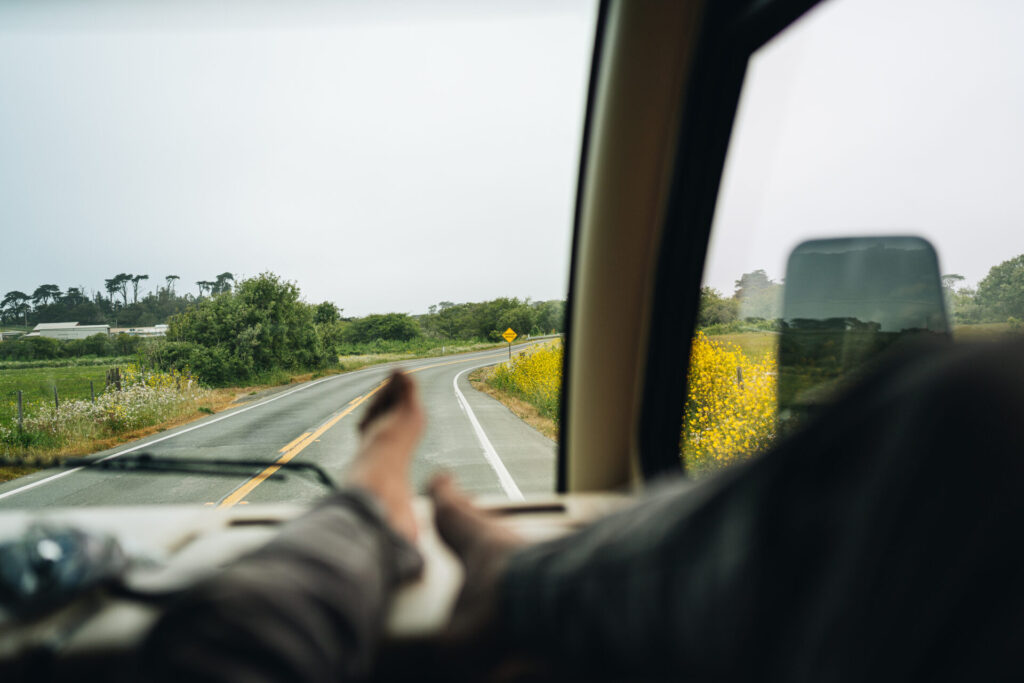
[218,383,386,508]
[217,350,516,508]
[279,432,311,453]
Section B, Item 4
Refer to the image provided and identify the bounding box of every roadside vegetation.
[477,257,1024,478]
[478,342,563,440]
[680,332,777,474]
[0,365,211,467]
[0,332,143,362]
[0,271,566,480]
[4,254,1020,481]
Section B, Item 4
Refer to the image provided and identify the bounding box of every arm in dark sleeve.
[500,340,1024,681]
[500,473,762,681]
[139,488,422,683]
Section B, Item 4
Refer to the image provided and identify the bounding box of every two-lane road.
[0,344,556,509]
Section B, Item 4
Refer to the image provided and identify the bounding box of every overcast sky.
[3,0,1023,316]
[0,0,595,316]
[707,0,1024,298]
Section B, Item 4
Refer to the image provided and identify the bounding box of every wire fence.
[0,369,123,427]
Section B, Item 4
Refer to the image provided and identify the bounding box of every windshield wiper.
[2,453,338,491]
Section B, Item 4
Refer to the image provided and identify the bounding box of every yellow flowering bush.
[483,335,777,474]
[682,332,777,474]
[488,342,563,420]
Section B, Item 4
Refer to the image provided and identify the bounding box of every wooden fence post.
[90,380,96,403]
[53,385,59,410]
[17,390,23,430]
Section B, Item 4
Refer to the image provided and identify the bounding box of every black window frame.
[635,0,825,479]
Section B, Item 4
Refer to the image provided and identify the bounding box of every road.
[0,344,556,509]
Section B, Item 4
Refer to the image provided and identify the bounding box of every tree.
[195,280,214,298]
[436,302,465,339]
[976,254,1024,321]
[117,273,132,307]
[104,277,120,305]
[532,299,566,334]
[104,273,132,307]
[212,272,235,296]
[733,270,773,299]
[698,287,740,327]
[165,274,180,294]
[31,284,62,307]
[313,301,341,324]
[62,287,88,306]
[165,272,333,384]
[484,298,537,340]
[2,290,30,326]
[342,313,422,343]
[941,273,966,292]
[733,269,782,320]
[130,274,149,304]
[941,273,967,321]
[950,287,984,325]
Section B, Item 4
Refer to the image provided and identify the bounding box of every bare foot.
[346,371,425,541]
[429,474,525,647]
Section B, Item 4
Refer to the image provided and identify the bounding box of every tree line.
[698,255,1024,329]
[0,273,236,329]
[149,276,564,385]
[2,269,566,384]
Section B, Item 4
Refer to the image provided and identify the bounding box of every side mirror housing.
[778,236,950,429]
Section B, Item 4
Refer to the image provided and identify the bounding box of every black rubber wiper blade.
[60,452,338,491]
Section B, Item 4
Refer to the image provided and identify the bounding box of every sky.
[0,0,596,316]
[706,0,1024,299]
[3,0,1023,317]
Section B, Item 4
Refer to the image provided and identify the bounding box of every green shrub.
[162,272,334,385]
[341,313,422,344]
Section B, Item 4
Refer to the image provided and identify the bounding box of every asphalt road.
[0,344,556,509]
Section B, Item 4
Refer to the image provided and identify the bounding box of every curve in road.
[0,343,557,509]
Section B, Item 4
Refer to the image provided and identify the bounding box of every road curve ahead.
[0,344,556,509]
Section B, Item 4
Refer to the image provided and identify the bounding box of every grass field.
[953,322,1015,340]
[705,331,778,360]
[0,364,120,423]
[711,324,1019,361]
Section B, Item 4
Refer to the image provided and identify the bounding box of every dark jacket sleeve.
[500,339,1024,681]
[139,488,422,683]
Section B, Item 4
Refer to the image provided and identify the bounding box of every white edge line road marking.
[453,367,525,502]
[0,345,539,502]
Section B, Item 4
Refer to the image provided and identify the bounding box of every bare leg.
[346,371,425,541]
[429,474,524,644]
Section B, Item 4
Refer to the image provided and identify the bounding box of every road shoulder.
[468,366,558,442]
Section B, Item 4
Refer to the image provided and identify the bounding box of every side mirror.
[778,236,950,429]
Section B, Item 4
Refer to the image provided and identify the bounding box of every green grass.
[706,331,779,360]
[953,322,1016,340]
[335,339,520,372]
[336,337,509,357]
[0,363,121,423]
[709,324,1022,363]
[0,355,135,371]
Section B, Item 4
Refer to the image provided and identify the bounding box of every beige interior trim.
[566,0,705,492]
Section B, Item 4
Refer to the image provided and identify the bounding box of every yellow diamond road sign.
[502,327,517,343]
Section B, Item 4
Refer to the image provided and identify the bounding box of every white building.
[109,324,168,337]
[30,322,111,340]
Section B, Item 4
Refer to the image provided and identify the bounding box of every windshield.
[0,0,597,507]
